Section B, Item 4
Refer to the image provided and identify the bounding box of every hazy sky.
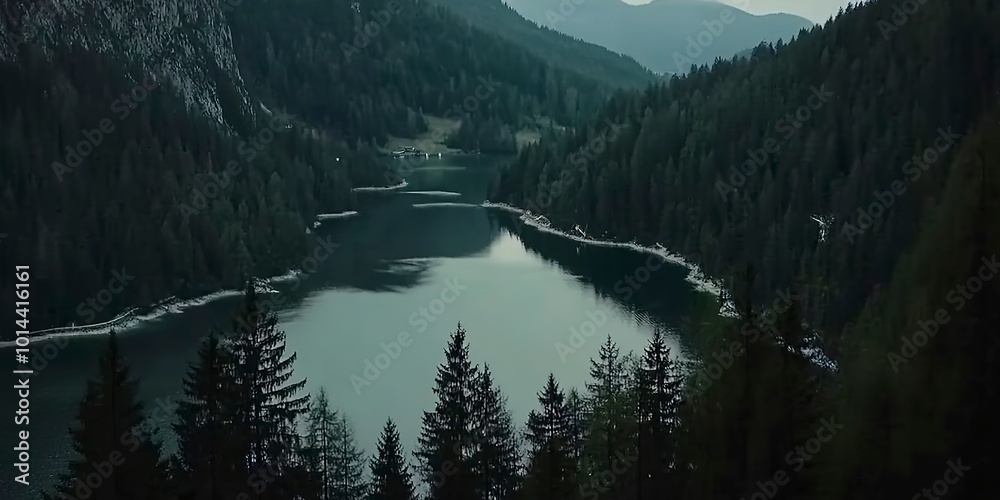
[622,0,858,24]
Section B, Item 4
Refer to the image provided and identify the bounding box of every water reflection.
[1,155,708,498]
[492,214,700,336]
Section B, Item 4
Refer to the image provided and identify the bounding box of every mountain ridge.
[503,0,814,73]
[426,0,659,88]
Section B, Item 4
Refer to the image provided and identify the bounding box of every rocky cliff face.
[0,0,254,128]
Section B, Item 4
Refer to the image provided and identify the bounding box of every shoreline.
[480,201,837,371]
[1,177,404,349]
[481,201,726,297]
[0,272,298,348]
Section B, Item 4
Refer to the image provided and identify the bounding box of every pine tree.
[369,419,416,500]
[416,323,479,500]
[581,336,634,499]
[229,279,310,497]
[47,330,170,500]
[470,364,522,499]
[564,389,588,466]
[523,374,578,500]
[302,388,339,499]
[634,328,683,499]
[173,330,246,500]
[330,414,368,500]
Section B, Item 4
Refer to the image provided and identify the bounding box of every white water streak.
[352,179,409,192]
[0,271,300,347]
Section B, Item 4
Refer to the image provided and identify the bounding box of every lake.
[0,155,709,497]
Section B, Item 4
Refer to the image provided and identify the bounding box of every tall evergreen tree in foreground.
[369,419,416,500]
[330,413,368,500]
[416,323,479,500]
[470,364,522,499]
[173,330,245,500]
[564,389,588,467]
[229,279,311,498]
[523,374,578,500]
[48,330,170,500]
[581,336,634,499]
[634,328,683,499]
[302,388,340,499]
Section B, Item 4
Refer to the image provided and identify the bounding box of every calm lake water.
[1,155,709,497]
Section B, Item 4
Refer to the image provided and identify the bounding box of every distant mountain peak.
[501,0,811,73]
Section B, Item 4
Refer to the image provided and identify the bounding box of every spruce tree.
[416,323,479,500]
[229,279,310,497]
[470,364,522,499]
[173,330,246,500]
[634,328,683,499]
[369,419,416,500]
[564,389,588,466]
[581,336,634,499]
[47,330,170,500]
[523,374,578,500]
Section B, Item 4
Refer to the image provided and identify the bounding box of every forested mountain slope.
[427,0,659,89]
[503,0,814,74]
[0,0,618,335]
[0,45,375,335]
[0,0,262,129]
[823,107,1000,498]
[225,0,615,153]
[491,0,1000,336]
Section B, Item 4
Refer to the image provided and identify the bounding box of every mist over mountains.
[503,0,814,73]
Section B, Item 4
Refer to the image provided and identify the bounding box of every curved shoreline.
[0,271,299,348]
[481,201,725,297]
[480,201,837,371]
[1,178,402,349]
